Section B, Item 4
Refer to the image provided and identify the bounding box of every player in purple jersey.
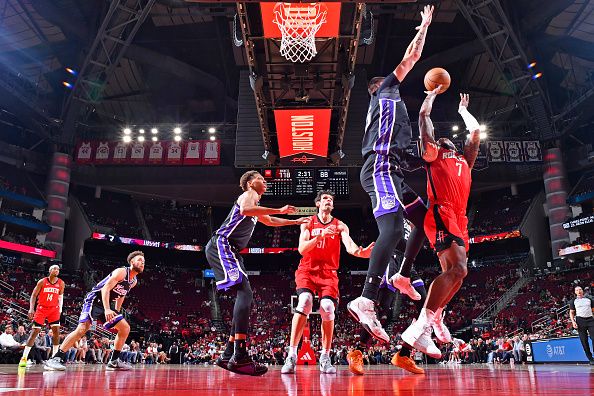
[44,251,145,371]
[206,170,308,376]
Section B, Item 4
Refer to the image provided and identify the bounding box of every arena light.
[174,127,182,135]
[209,135,216,141]
[65,67,78,75]
[174,135,182,142]
[123,128,131,135]
[208,127,216,134]
[152,136,158,142]
[123,135,132,143]
[151,128,158,134]
[480,132,487,140]
[453,134,458,139]
[532,72,543,80]
[452,125,459,132]
[527,62,537,69]
[138,136,145,142]
[139,129,145,134]
[479,124,487,131]
[62,81,73,89]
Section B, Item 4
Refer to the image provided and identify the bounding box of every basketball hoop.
[272,2,328,63]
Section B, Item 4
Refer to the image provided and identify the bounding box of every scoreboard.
[262,168,349,199]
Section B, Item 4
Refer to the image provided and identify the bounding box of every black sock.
[55,349,66,362]
[362,275,382,301]
[111,350,121,361]
[223,341,234,357]
[398,343,413,358]
[234,339,247,358]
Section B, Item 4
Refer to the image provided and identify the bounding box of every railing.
[476,274,532,320]
[0,279,14,294]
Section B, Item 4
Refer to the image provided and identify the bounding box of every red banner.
[0,240,56,259]
[260,3,341,39]
[274,108,331,165]
[74,140,220,166]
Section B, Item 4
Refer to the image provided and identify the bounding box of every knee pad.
[319,298,335,321]
[296,292,313,317]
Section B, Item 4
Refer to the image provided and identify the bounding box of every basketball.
[424,67,451,94]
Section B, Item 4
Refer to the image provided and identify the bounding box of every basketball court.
[1,364,592,395]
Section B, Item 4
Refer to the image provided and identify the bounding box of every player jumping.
[281,190,374,375]
[401,90,480,358]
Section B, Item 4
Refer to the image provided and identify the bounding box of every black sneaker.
[227,354,268,376]
[215,354,233,371]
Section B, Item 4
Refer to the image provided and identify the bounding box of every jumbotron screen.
[261,168,349,199]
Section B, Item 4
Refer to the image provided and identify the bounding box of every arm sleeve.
[377,73,400,95]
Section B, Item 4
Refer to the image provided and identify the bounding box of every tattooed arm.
[394,5,433,82]
[419,86,441,163]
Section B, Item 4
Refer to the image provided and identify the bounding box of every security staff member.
[569,285,594,364]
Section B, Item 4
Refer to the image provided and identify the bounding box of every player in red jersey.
[281,190,374,374]
[401,89,481,358]
[19,264,65,367]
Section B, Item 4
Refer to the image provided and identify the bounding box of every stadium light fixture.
[532,72,543,80]
[174,127,182,134]
[209,136,216,141]
[151,128,158,134]
[527,62,536,69]
[123,135,132,143]
[139,129,145,134]
[62,81,73,89]
[479,124,487,131]
[138,136,145,142]
[452,125,459,132]
[174,135,182,142]
[123,128,131,135]
[152,136,158,142]
[453,134,458,139]
[65,67,78,76]
[480,132,487,140]
[208,127,216,134]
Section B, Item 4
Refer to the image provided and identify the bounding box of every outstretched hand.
[416,5,434,30]
[424,85,442,97]
[355,242,375,258]
[459,93,470,109]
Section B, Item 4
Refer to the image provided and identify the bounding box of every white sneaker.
[347,297,390,343]
[432,311,452,343]
[44,357,66,371]
[281,356,296,374]
[389,273,421,301]
[319,355,336,374]
[401,320,442,359]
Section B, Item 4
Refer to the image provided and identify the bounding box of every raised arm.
[238,190,296,217]
[258,215,309,227]
[459,93,481,169]
[419,86,441,162]
[339,222,374,258]
[394,5,433,82]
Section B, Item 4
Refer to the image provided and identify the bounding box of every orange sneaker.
[347,350,365,375]
[391,351,425,375]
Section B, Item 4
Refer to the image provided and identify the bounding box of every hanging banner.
[94,141,111,164]
[488,141,505,162]
[147,141,165,164]
[274,108,331,166]
[523,141,542,162]
[165,141,184,165]
[129,142,147,164]
[202,141,221,165]
[111,142,129,163]
[505,141,524,162]
[75,142,94,164]
[184,140,202,165]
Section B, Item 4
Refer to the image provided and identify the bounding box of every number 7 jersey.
[425,145,472,213]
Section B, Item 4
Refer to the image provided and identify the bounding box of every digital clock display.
[262,168,349,199]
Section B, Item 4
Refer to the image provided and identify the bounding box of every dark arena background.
[0,0,593,395]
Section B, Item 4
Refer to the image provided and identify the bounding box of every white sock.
[52,345,60,357]
[22,346,31,360]
[288,346,298,358]
[321,349,329,357]
[419,308,436,324]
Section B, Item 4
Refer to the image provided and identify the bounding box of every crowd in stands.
[141,201,209,244]
[468,192,532,237]
[571,171,594,197]
[1,232,52,250]
[0,208,48,226]
[0,175,28,197]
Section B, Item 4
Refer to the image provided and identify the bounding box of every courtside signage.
[0,240,56,259]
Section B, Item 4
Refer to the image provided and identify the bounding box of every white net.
[272,2,328,63]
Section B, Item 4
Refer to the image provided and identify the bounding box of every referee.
[569,285,594,364]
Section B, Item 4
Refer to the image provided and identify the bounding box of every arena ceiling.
[0,0,592,152]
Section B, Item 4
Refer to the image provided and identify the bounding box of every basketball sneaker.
[18,357,27,368]
[432,310,452,343]
[347,297,390,343]
[44,357,66,371]
[319,355,336,374]
[401,319,442,359]
[391,351,425,374]
[347,350,364,375]
[106,358,132,371]
[389,273,422,301]
[281,355,297,374]
[215,354,233,371]
[227,354,268,376]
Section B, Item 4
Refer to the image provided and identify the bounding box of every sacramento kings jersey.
[214,201,258,250]
[362,73,412,159]
[83,267,137,308]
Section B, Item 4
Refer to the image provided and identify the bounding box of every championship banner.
[75,141,94,164]
[94,141,111,164]
[111,142,129,163]
[274,108,331,166]
[505,141,523,162]
[147,141,165,164]
[523,140,542,162]
[488,141,505,162]
[184,140,202,165]
[129,142,147,164]
[164,141,184,165]
[202,140,221,165]
[260,2,341,39]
